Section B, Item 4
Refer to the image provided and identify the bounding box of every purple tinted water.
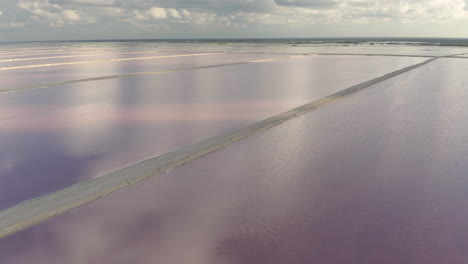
[0,51,172,67]
[1,52,279,90]
[1,58,468,263]
[0,54,423,210]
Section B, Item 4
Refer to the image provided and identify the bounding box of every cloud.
[342,0,468,23]
[9,0,468,28]
[167,8,181,19]
[65,0,115,5]
[172,0,273,13]
[149,7,167,19]
[17,0,94,26]
[1,0,468,39]
[274,0,339,8]
[62,9,80,21]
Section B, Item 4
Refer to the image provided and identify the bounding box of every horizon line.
[2,36,468,44]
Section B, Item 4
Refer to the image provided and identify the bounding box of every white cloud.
[149,7,167,19]
[275,0,339,8]
[17,0,91,26]
[339,0,467,24]
[62,9,80,21]
[133,6,193,23]
[130,0,468,26]
[10,0,468,28]
[1,0,468,39]
[167,8,181,19]
[68,0,115,5]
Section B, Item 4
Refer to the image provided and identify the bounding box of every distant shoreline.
[2,37,468,47]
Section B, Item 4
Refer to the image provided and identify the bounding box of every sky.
[0,0,468,41]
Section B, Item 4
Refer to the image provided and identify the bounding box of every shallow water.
[0,43,426,209]
[2,57,468,263]
[0,52,288,91]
